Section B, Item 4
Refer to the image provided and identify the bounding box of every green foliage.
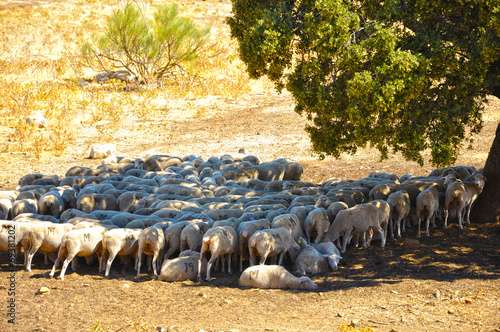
[82,3,210,86]
[227,0,500,166]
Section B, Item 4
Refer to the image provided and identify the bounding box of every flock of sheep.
[0,151,486,290]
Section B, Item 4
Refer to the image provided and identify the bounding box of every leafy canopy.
[82,3,210,85]
[227,0,500,166]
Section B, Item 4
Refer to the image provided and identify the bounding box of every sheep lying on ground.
[159,250,207,282]
[239,265,318,290]
[311,241,342,270]
[248,227,300,266]
[294,237,330,275]
[89,143,116,159]
[416,187,440,237]
[26,114,48,128]
[198,226,238,282]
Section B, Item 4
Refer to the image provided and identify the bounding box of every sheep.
[0,221,34,266]
[326,201,349,224]
[303,208,330,244]
[26,114,48,128]
[136,225,165,280]
[100,228,143,277]
[236,219,271,271]
[239,265,318,290]
[271,213,305,240]
[294,237,330,275]
[444,174,486,229]
[197,226,238,281]
[0,197,13,219]
[253,162,286,181]
[386,190,411,239]
[163,219,200,259]
[369,170,400,183]
[416,187,440,237]
[248,227,301,266]
[290,205,316,229]
[89,143,116,159]
[311,241,342,270]
[323,203,387,253]
[369,183,398,201]
[93,70,137,91]
[179,221,213,252]
[37,191,65,218]
[11,199,38,218]
[25,222,75,272]
[159,250,208,282]
[76,193,118,213]
[49,225,109,280]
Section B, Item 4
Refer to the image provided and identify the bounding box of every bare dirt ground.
[0,0,499,331]
[0,91,499,332]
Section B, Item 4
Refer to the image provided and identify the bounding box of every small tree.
[82,3,210,86]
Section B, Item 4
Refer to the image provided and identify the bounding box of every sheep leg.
[221,255,226,273]
[136,247,143,280]
[197,243,208,281]
[341,230,352,254]
[425,216,432,237]
[417,217,422,238]
[105,251,118,277]
[278,251,285,266]
[49,246,67,278]
[444,210,449,228]
[396,218,402,238]
[59,254,75,281]
[389,218,395,238]
[152,251,159,280]
[458,208,464,229]
[206,255,218,282]
[227,253,232,274]
[375,226,386,248]
[248,245,256,267]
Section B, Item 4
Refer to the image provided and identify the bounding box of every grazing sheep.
[100,228,143,277]
[416,187,440,237]
[25,222,75,272]
[303,208,330,244]
[236,219,271,271]
[248,228,301,266]
[49,225,109,280]
[136,225,165,280]
[311,241,342,270]
[163,219,200,259]
[323,203,387,253]
[386,190,411,239]
[159,250,208,282]
[271,213,305,240]
[197,226,238,281]
[239,265,318,290]
[93,70,137,91]
[295,237,330,275]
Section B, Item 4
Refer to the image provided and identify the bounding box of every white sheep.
[159,250,207,282]
[0,197,13,219]
[136,225,165,280]
[294,237,330,275]
[248,227,301,266]
[416,187,440,237]
[303,207,330,244]
[386,190,411,239]
[11,199,38,219]
[239,265,318,290]
[236,218,271,271]
[197,225,238,281]
[323,203,387,253]
[49,225,109,280]
[100,228,143,277]
[89,143,116,159]
[37,191,65,218]
[25,222,75,272]
[311,241,342,270]
[163,219,202,259]
[0,220,34,266]
[444,173,486,229]
[270,213,305,240]
[179,220,213,252]
[326,201,349,224]
[25,114,48,128]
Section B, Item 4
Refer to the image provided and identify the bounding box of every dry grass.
[0,0,254,158]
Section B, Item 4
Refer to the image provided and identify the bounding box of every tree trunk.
[470,122,500,223]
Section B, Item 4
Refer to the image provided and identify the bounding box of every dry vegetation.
[0,1,499,332]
